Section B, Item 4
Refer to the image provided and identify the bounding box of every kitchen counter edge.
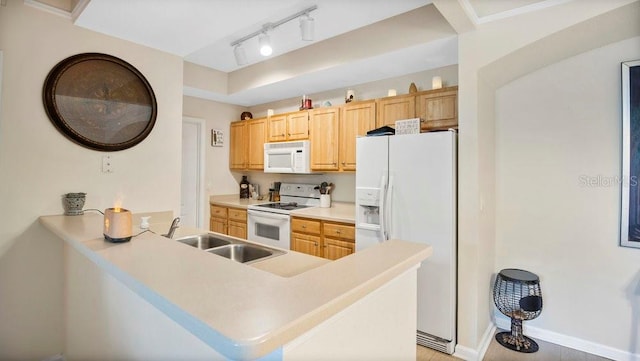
[39,213,430,360]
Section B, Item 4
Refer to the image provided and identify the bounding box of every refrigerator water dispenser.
[356,187,381,229]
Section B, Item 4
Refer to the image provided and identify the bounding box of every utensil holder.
[320,194,331,208]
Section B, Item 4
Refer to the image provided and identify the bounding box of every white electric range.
[247,183,321,249]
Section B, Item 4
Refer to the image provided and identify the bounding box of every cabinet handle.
[342,161,346,165]
[281,133,285,136]
[302,225,306,228]
[336,230,341,234]
[314,242,318,246]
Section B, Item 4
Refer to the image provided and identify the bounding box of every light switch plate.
[102,155,113,173]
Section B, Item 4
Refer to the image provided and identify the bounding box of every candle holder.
[103,208,132,243]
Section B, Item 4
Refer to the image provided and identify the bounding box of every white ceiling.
[53,0,560,105]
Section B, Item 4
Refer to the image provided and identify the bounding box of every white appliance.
[355,130,457,354]
[247,183,320,249]
[264,140,313,174]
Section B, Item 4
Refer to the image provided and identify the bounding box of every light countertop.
[40,213,430,360]
[210,195,356,224]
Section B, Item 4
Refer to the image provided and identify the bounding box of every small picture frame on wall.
[620,59,640,249]
[211,129,223,147]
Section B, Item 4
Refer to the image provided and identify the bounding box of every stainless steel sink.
[175,234,231,249]
[175,233,285,264]
[206,243,284,264]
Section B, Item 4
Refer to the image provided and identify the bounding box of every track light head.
[259,32,272,56]
[300,14,314,41]
[234,44,247,66]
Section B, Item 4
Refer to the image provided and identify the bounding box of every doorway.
[181,117,205,228]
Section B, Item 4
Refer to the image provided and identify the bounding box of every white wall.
[0,2,183,359]
[453,0,640,355]
[495,36,640,355]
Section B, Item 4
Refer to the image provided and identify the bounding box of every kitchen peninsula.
[40,212,431,361]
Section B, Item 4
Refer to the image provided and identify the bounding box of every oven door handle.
[248,209,290,221]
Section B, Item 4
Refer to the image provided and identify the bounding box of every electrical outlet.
[102,155,113,173]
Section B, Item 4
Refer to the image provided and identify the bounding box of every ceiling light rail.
[231,5,317,64]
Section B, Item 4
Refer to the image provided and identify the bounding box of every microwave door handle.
[291,152,296,172]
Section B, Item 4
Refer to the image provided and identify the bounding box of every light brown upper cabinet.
[340,100,376,171]
[267,110,309,142]
[376,93,416,128]
[229,120,247,170]
[416,86,458,131]
[247,117,267,170]
[309,107,340,171]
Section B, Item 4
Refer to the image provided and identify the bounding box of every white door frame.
[182,117,206,228]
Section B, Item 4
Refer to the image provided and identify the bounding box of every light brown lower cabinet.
[291,216,355,260]
[209,205,247,239]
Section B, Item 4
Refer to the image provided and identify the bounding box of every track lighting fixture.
[300,13,314,41]
[233,44,247,65]
[258,32,272,56]
[230,5,317,65]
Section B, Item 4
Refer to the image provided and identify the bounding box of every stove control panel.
[279,183,321,198]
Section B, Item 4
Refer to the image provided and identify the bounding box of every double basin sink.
[174,233,285,264]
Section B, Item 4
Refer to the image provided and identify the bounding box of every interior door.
[181,118,204,228]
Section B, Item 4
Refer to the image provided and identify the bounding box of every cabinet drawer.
[323,222,355,241]
[291,217,321,235]
[210,205,227,218]
[228,208,247,222]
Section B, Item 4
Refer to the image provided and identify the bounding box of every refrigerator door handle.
[379,175,387,241]
[386,175,394,240]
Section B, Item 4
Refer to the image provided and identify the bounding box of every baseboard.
[453,323,496,361]
[495,317,640,361]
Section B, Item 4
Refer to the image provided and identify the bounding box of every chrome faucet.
[162,217,180,238]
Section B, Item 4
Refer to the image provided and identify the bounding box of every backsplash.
[231,172,355,203]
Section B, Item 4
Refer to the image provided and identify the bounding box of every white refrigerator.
[355,130,456,354]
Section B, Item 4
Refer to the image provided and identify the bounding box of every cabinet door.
[416,87,458,131]
[227,208,247,222]
[376,94,415,128]
[247,117,267,170]
[228,220,247,239]
[286,111,309,140]
[323,238,355,260]
[210,217,227,234]
[309,107,339,171]
[340,101,376,171]
[229,121,247,170]
[291,217,321,235]
[291,232,321,257]
[210,205,227,218]
[323,222,355,241]
[267,114,287,142]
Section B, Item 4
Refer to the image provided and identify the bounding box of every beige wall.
[454,0,640,356]
[243,65,458,204]
[0,2,183,359]
[495,35,640,354]
[182,96,247,223]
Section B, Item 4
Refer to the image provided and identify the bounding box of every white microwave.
[264,140,312,174]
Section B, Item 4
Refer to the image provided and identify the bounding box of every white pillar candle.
[432,76,443,89]
[387,89,397,97]
[104,208,132,242]
[267,109,274,117]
